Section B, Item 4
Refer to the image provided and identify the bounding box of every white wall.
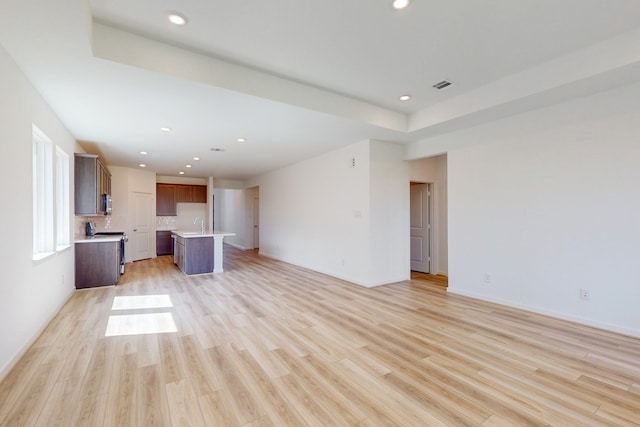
[0,45,76,377]
[409,82,640,337]
[218,188,246,248]
[210,180,257,248]
[247,140,370,284]
[156,175,207,185]
[98,166,157,262]
[409,154,448,275]
[435,155,448,274]
[368,140,410,285]
[247,139,409,287]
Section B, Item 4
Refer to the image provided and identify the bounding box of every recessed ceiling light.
[168,12,188,26]
[179,171,185,175]
[193,157,200,161]
[236,138,246,143]
[392,0,410,10]
[140,151,147,155]
[186,164,192,168]
[139,164,146,168]
[399,94,411,101]
[160,127,172,132]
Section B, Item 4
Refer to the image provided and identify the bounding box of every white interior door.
[253,197,260,249]
[410,183,430,273]
[132,192,152,261]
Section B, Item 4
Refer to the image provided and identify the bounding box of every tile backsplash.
[74,202,207,239]
[156,216,177,231]
[74,215,127,238]
[158,203,207,231]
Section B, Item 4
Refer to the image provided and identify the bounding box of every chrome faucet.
[194,217,205,233]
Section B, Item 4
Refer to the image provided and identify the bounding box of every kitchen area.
[73,154,236,289]
[156,182,235,275]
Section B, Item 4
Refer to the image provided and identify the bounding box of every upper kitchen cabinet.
[157,184,177,216]
[176,184,207,203]
[192,185,207,203]
[74,153,111,215]
[175,185,192,203]
[156,184,207,216]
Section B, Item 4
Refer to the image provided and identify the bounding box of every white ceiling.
[2,0,640,179]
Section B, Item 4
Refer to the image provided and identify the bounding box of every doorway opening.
[410,182,431,273]
[245,186,260,250]
[409,181,448,287]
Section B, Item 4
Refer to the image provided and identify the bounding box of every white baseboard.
[257,251,408,288]
[0,288,75,381]
[447,288,639,339]
[226,242,246,250]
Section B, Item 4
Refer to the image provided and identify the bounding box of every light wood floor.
[1,247,639,426]
[411,271,448,287]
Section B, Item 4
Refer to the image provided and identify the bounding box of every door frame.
[410,180,438,275]
[244,186,260,250]
[252,197,260,249]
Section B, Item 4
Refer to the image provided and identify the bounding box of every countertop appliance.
[93,231,128,274]
[85,221,96,236]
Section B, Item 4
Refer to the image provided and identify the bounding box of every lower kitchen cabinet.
[156,230,174,256]
[173,235,214,275]
[75,241,120,288]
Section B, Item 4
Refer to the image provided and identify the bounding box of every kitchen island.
[171,230,236,274]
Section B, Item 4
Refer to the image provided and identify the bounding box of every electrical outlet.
[580,288,590,300]
[483,273,491,284]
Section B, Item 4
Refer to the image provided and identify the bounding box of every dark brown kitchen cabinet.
[176,185,192,202]
[156,231,174,256]
[156,184,207,215]
[176,184,206,203]
[75,241,120,288]
[75,153,111,215]
[174,235,185,272]
[173,234,213,275]
[156,184,177,216]
[192,185,207,203]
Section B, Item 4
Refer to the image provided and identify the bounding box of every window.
[32,125,54,259]
[56,146,70,249]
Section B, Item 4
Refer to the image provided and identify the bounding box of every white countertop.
[172,230,236,238]
[75,236,122,243]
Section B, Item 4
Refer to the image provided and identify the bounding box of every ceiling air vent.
[432,80,453,90]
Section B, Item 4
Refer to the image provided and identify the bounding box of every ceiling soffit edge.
[407,27,640,134]
[91,22,408,133]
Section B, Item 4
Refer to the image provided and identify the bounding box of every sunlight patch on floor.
[111,294,173,310]
[105,312,177,337]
